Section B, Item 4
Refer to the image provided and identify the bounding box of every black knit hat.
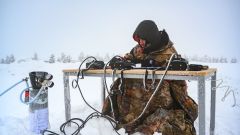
[133,20,169,54]
[133,20,159,43]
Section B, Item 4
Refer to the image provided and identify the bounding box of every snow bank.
[0,61,239,135]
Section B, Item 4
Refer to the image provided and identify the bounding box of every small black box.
[86,61,105,69]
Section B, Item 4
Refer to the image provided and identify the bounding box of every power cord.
[120,53,176,126]
[43,56,120,135]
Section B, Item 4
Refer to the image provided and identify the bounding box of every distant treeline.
[0,53,238,64]
[0,52,114,64]
[183,54,238,63]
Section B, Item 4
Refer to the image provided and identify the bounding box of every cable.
[72,56,120,133]
[61,56,119,134]
[42,112,121,135]
[43,56,121,135]
[0,77,47,105]
[143,69,149,91]
[209,79,238,107]
[72,56,97,89]
[71,56,101,113]
[0,78,27,97]
[71,56,118,123]
[121,53,176,126]
[103,55,124,95]
[102,55,125,122]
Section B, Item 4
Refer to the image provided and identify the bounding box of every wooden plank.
[63,68,217,77]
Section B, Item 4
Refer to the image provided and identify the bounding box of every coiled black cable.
[42,56,120,135]
[42,112,120,135]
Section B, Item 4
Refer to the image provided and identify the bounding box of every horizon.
[1,52,238,64]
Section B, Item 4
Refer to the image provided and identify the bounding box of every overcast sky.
[1,0,240,60]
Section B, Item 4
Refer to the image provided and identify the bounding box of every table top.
[63,68,217,77]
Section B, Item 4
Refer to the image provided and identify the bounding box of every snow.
[0,61,240,135]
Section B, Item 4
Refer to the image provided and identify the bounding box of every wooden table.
[63,68,217,135]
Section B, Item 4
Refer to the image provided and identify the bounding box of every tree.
[202,55,209,62]
[57,53,66,63]
[211,57,219,63]
[104,53,110,62]
[49,54,55,63]
[32,53,38,60]
[0,58,5,64]
[63,55,72,63]
[219,57,227,63]
[191,55,200,62]
[78,52,85,62]
[0,55,15,64]
[95,53,104,61]
[231,58,237,63]
[5,56,10,64]
[60,53,66,62]
[9,54,15,63]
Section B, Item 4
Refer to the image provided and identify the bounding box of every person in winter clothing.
[102,20,198,135]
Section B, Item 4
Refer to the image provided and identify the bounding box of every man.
[102,20,198,135]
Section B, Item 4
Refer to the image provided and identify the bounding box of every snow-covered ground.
[0,61,240,135]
